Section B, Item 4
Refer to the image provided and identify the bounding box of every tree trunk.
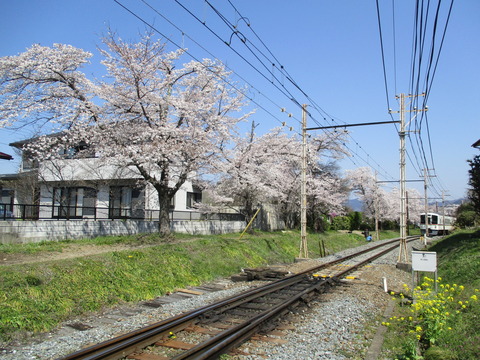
[244,196,256,234]
[157,190,172,237]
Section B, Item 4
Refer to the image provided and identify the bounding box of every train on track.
[419,212,455,236]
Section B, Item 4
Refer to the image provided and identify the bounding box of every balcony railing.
[0,203,245,222]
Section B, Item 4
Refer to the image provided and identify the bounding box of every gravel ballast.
[0,238,422,360]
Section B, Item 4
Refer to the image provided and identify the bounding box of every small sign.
[412,251,437,272]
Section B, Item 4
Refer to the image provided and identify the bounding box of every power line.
[376,0,455,197]
[120,0,429,185]
[113,0,302,135]
[172,0,399,181]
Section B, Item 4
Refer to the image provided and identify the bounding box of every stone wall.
[0,219,248,244]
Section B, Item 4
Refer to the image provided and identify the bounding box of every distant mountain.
[345,198,466,213]
[444,198,467,205]
[429,198,466,207]
[345,198,363,212]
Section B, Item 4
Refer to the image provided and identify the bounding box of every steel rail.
[171,238,413,359]
[59,236,419,360]
[172,278,330,360]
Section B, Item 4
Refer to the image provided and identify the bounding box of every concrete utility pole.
[423,168,429,238]
[299,104,308,259]
[406,191,410,236]
[390,93,427,263]
[302,116,399,259]
[442,190,449,234]
[374,171,380,241]
[423,168,435,239]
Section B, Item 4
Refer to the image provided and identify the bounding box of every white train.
[419,213,455,236]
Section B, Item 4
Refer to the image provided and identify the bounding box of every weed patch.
[381,229,480,360]
[0,230,395,342]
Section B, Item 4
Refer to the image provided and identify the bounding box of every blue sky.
[0,0,478,200]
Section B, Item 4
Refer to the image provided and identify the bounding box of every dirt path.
[0,244,152,266]
[0,236,200,266]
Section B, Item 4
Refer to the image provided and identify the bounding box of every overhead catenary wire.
[113,0,303,136]
[218,0,398,181]
[119,0,446,189]
[137,0,304,130]
[375,0,455,198]
[172,0,308,118]
[142,0,397,182]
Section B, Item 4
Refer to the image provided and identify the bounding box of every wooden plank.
[176,288,204,295]
[155,339,196,350]
[184,325,221,335]
[127,353,169,360]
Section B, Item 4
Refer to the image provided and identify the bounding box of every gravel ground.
[0,238,422,360]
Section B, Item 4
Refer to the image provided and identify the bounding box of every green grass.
[429,229,480,288]
[0,232,169,255]
[0,229,399,343]
[380,229,480,360]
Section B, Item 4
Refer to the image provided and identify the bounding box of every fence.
[0,203,245,222]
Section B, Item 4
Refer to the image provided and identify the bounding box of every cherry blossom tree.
[346,167,380,217]
[279,133,350,230]
[347,167,423,230]
[0,43,98,131]
[384,187,423,226]
[0,32,249,236]
[202,124,300,228]
[204,125,349,231]
[306,162,349,231]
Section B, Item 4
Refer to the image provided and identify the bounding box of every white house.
[7,136,202,221]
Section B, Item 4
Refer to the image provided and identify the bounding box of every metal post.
[398,93,408,263]
[392,93,427,263]
[374,171,379,241]
[299,104,308,258]
[423,168,430,239]
[442,191,449,235]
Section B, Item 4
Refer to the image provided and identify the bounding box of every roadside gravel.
[0,238,421,360]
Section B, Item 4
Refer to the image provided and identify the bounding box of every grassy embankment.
[380,229,480,360]
[0,229,400,342]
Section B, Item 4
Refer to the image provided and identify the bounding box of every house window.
[0,189,15,218]
[109,187,132,219]
[82,188,97,217]
[21,150,39,170]
[187,191,202,209]
[1,189,14,211]
[131,188,145,219]
[52,187,81,219]
[58,142,91,159]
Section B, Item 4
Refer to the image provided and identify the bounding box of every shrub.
[384,277,479,359]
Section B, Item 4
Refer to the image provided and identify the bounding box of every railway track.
[60,237,418,360]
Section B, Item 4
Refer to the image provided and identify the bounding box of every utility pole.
[390,93,427,263]
[398,93,408,263]
[303,117,399,258]
[406,191,410,236]
[442,190,450,234]
[299,104,308,259]
[422,168,435,239]
[374,171,380,241]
